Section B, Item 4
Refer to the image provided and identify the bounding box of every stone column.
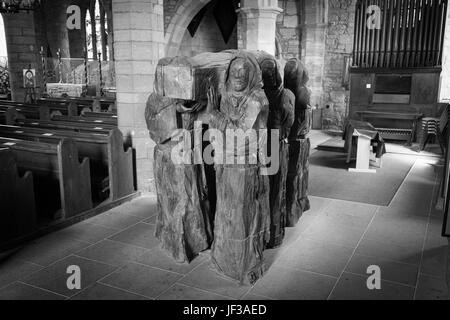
[112,0,165,193]
[237,0,282,56]
[303,0,327,109]
[3,12,43,101]
[43,0,71,58]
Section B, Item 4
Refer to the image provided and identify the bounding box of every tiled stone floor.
[0,133,448,300]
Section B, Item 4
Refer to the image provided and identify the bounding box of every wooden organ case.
[349,0,448,142]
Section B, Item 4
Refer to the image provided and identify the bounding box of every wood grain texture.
[284,58,312,225]
[147,57,214,264]
[267,141,289,248]
[208,52,270,285]
[256,52,295,249]
[0,148,37,244]
[286,138,311,227]
[210,165,270,285]
[154,142,213,263]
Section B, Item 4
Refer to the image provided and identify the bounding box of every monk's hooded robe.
[257,54,295,248]
[208,52,270,285]
[284,58,312,227]
[145,57,213,264]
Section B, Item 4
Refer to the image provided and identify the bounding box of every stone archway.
[165,0,213,57]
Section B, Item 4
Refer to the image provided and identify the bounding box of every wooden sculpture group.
[145,50,312,285]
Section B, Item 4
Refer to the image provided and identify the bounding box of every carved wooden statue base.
[210,165,270,285]
[286,138,311,227]
[154,142,213,263]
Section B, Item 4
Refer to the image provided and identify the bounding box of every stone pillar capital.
[237,5,283,55]
[237,6,283,18]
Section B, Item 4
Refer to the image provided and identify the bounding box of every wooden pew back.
[0,124,134,201]
[0,148,37,243]
[0,137,92,219]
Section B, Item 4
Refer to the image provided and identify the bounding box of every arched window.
[85,0,110,61]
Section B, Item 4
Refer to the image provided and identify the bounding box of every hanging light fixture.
[0,0,42,14]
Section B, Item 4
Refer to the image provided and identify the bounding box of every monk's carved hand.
[207,86,219,113]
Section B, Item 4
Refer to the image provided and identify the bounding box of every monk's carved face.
[229,58,250,92]
[261,60,277,88]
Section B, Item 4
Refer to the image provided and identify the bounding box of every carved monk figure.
[206,52,270,284]
[145,58,213,264]
[258,54,295,248]
[284,58,312,226]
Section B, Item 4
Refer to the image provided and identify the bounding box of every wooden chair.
[420,104,449,153]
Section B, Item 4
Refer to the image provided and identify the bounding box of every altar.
[46,83,86,98]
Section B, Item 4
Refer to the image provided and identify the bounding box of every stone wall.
[165,0,303,59]
[276,0,302,60]
[322,0,356,130]
[164,0,178,32]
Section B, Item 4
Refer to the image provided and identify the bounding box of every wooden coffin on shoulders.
[156,50,237,101]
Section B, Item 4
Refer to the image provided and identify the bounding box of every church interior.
[0,0,450,301]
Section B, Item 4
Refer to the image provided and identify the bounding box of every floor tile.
[274,237,353,277]
[317,200,377,230]
[0,282,65,300]
[304,196,331,216]
[144,215,157,225]
[363,214,427,249]
[345,254,419,287]
[179,262,251,299]
[0,259,42,289]
[23,255,117,298]
[76,239,150,267]
[108,223,159,250]
[136,247,207,275]
[54,221,119,244]
[262,247,286,270]
[157,283,233,300]
[303,217,365,248]
[100,262,182,299]
[284,214,318,241]
[117,196,158,219]
[355,237,422,265]
[9,233,91,267]
[420,245,448,279]
[241,293,274,300]
[415,274,448,300]
[329,272,414,300]
[71,283,148,300]
[249,266,336,300]
[87,210,144,230]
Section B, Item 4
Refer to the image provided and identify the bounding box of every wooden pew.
[51,115,118,126]
[0,125,135,202]
[0,148,37,243]
[0,100,80,119]
[0,103,49,120]
[0,108,23,125]
[0,137,92,220]
[38,97,116,113]
[82,111,118,122]
[16,118,116,134]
